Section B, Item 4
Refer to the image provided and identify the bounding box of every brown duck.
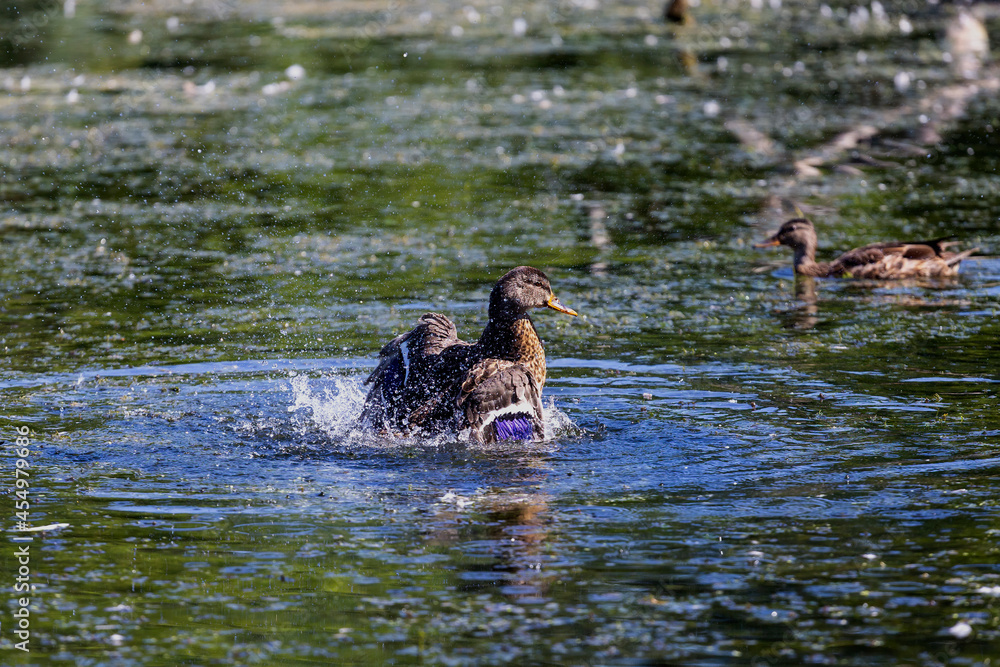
[359,266,578,443]
[756,218,977,279]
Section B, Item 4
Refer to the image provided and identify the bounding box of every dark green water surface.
[2,0,1000,664]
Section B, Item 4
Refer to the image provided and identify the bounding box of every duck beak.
[754,234,781,248]
[546,294,578,317]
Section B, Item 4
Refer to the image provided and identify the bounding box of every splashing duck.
[360,266,578,443]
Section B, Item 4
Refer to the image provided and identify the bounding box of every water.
[2,0,1000,664]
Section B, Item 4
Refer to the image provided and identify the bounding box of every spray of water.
[285,371,580,448]
[542,398,578,439]
[287,372,368,439]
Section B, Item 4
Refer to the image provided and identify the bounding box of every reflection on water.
[784,275,820,330]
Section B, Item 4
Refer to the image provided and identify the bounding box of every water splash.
[284,371,580,450]
[287,371,367,439]
[543,398,580,440]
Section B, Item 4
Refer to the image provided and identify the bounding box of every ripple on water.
[560,504,639,524]
[2,1,1000,662]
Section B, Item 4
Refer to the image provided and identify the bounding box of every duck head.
[488,266,578,320]
[755,218,818,258]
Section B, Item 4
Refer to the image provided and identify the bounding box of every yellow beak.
[546,294,578,317]
[754,237,781,248]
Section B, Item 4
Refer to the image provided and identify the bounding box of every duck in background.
[664,0,691,25]
[756,218,977,279]
[360,266,578,443]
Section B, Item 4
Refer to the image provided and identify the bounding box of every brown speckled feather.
[832,247,974,279]
[757,218,977,279]
[509,319,547,387]
[457,359,544,443]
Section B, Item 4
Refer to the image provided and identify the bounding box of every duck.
[664,0,690,24]
[359,266,578,443]
[755,218,977,279]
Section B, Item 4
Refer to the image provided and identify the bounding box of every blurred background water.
[1,0,1000,664]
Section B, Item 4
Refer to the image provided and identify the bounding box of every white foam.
[542,398,577,440]
[287,372,367,438]
[286,372,577,446]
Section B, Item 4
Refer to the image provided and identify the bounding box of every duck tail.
[945,247,978,267]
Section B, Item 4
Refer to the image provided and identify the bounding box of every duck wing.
[364,313,458,383]
[457,359,544,443]
[360,313,472,431]
[879,243,939,260]
[862,238,954,260]
[831,245,887,271]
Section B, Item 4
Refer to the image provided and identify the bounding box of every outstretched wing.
[360,313,469,431]
[457,359,544,443]
[365,313,458,384]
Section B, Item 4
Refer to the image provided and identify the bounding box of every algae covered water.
[2,0,1000,664]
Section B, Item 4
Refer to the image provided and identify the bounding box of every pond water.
[2,0,1000,664]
